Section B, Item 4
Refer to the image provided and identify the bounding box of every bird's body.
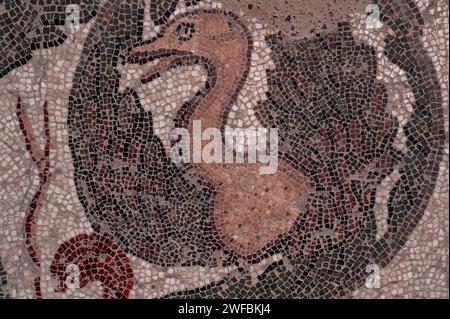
[125,10,315,262]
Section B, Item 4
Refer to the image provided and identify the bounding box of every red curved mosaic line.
[16,96,51,299]
[50,234,134,299]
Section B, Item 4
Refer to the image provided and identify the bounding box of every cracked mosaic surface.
[0,0,448,299]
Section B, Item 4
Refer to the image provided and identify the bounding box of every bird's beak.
[125,36,193,84]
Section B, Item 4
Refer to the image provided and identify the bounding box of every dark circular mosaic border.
[67,0,445,298]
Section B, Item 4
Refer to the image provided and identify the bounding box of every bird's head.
[125,9,251,82]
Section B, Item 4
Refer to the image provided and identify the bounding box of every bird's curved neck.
[175,42,252,135]
[199,60,248,130]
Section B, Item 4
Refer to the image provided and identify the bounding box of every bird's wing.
[255,22,401,249]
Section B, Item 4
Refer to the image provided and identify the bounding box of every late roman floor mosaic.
[0,0,448,299]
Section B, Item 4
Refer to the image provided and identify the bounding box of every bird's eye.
[176,22,195,41]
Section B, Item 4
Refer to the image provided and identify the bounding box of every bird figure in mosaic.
[122,9,314,265]
[69,9,401,271]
